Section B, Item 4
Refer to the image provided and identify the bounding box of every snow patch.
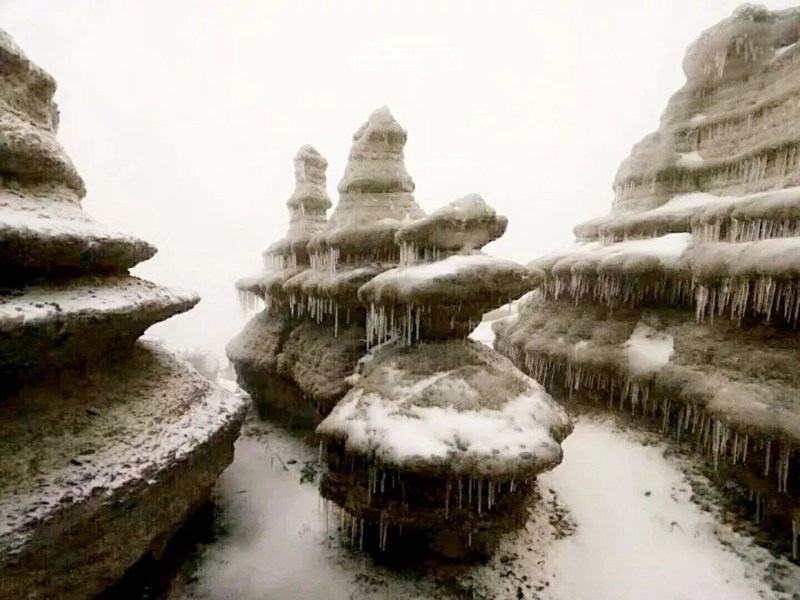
[624,322,674,376]
[651,192,735,214]
[369,253,519,286]
[536,420,787,600]
[774,41,798,60]
[676,151,705,169]
[317,380,567,475]
[537,234,692,270]
[0,278,197,326]
[690,113,709,125]
[587,234,692,266]
[469,321,495,347]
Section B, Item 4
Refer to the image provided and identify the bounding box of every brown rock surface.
[0,28,247,599]
[495,5,800,561]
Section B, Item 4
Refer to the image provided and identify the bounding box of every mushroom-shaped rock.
[229,138,371,422]
[395,194,508,264]
[316,339,571,558]
[358,253,542,340]
[683,4,798,88]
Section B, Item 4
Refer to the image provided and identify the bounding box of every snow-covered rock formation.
[495,4,800,561]
[228,107,570,560]
[227,145,354,424]
[0,30,247,599]
[228,108,425,423]
[316,171,570,560]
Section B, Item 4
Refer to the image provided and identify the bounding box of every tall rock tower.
[0,30,247,599]
[495,5,800,561]
[228,107,426,424]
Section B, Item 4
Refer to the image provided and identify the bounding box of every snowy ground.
[470,320,498,347]
[150,412,800,600]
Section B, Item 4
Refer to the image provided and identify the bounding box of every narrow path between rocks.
[463,419,799,600]
[158,415,799,600]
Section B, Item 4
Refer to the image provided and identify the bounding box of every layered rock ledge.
[0,29,247,599]
[495,4,800,562]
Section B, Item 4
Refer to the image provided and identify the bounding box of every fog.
[3,1,795,357]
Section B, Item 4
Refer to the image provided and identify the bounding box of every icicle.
[445,481,451,519]
[458,479,463,509]
[755,493,762,525]
[765,441,772,477]
[779,446,791,493]
[712,419,721,470]
[325,500,330,546]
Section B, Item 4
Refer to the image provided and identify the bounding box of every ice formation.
[495,4,800,563]
[0,29,247,599]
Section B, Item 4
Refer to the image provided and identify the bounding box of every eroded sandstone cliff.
[0,30,247,599]
[495,4,800,561]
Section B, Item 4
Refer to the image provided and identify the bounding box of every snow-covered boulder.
[317,340,570,559]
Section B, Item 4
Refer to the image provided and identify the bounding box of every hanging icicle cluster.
[264,253,297,271]
[398,242,445,267]
[365,302,424,348]
[237,288,262,312]
[497,328,800,560]
[694,276,800,325]
[542,272,693,309]
[310,248,340,273]
[694,218,800,243]
[321,449,534,554]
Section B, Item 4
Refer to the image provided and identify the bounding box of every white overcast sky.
[2,1,796,356]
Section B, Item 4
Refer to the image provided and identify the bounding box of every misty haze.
[2,2,800,599]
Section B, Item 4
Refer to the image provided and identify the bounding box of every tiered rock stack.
[228,107,424,423]
[229,107,572,560]
[316,193,571,560]
[227,145,351,423]
[495,4,800,560]
[0,29,247,599]
[235,144,332,312]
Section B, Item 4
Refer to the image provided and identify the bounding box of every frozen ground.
[148,410,800,600]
